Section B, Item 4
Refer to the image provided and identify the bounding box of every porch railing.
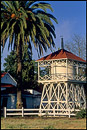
[39,73,86,82]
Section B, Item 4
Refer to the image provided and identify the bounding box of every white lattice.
[39,82,68,113]
[39,73,86,82]
[38,58,86,83]
[39,82,86,116]
[68,83,86,109]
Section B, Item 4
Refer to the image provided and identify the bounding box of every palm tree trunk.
[16,38,23,109]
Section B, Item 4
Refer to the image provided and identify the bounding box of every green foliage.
[76,109,86,119]
[3,51,17,79]
[1,0,58,85]
[3,47,38,89]
[1,1,58,107]
[1,1,58,56]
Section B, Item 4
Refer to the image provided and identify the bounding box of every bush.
[76,109,86,119]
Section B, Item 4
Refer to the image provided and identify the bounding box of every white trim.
[36,58,68,62]
[6,73,17,86]
[36,58,86,63]
[4,107,78,118]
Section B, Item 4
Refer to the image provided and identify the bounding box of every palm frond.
[19,16,27,29]
[14,1,20,10]
[5,1,16,13]
[44,23,56,38]
[1,1,9,9]
[1,1,58,56]
[36,10,58,24]
[31,2,53,12]
[25,1,37,8]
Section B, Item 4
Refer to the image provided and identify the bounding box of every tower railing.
[38,73,86,82]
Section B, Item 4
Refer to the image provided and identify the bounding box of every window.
[40,67,50,76]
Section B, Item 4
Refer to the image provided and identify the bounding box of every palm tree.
[1,1,58,108]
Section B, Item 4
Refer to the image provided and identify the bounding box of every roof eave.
[36,58,68,62]
[36,58,86,63]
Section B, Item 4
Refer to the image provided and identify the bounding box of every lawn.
[1,116,86,129]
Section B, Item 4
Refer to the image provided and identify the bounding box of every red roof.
[1,72,7,78]
[36,49,86,62]
[1,84,14,88]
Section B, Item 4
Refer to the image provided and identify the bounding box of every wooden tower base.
[39,82,86,116]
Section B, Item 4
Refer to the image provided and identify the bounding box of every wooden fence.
[2,107,80,118]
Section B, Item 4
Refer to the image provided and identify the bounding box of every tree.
[3,45,36,82]
[3,48,38,91]
[3,51,17,78]
[1,1,58,108]
[65,34,86,60]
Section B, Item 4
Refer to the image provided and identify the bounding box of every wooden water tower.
[36,38,86,116]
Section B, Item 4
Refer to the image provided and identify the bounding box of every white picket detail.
[3,107,78,118]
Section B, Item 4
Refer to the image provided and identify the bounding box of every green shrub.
[76,109,86,119]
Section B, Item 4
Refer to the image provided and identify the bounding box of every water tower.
[36,38,86,116]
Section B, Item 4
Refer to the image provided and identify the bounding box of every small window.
[40,67,49,76]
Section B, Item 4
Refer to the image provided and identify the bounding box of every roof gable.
[1,72,17,87]
[1,72,7,78]
[36,49,86,62]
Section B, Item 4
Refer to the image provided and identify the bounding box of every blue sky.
[1,1,86,70]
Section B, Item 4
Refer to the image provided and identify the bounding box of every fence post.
[69,107,70,118]
[22,107,24,117]
[4,107,6,118]
[53,108,55,116]
[39,108,41,117]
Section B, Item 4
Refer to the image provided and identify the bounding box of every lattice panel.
[59,83,66,101]
[68,83,86,109]
[39,82,68,111]
[39,82,86,116]
[67,74,86,82]
[39,61,52,66]
[58,102,67,109]
[53,59,66,66]
[39,73,86,82]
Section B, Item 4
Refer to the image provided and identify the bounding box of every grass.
[1,116,86,129]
